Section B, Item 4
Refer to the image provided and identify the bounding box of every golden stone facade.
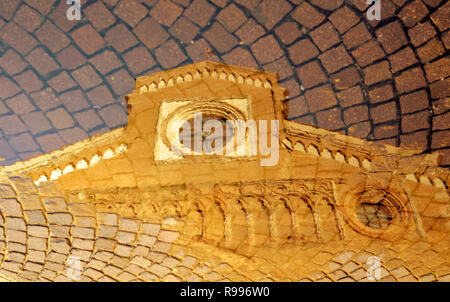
[0,62,448,282]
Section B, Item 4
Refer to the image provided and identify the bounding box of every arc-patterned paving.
[0,0,448,168]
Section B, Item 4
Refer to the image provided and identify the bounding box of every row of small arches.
[405,173,446,189]
[139,69,272,95]
[283,138,447,189]
[34,144,128,185]
[282,138,372,170]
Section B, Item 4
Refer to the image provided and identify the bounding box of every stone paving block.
[0,198,23,216]
[35,20,69,53]
[0,185,16,198]
[292,2,325,29]
[105,24,139,53]
[85,1,116,31]
[252,0,292,30]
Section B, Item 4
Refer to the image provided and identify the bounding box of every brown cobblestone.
[417,38,445,63]
[49,0,78,32]
[0,0,20,20]
[399,1,428,28]
[59,89,89,113]
[297,61,327,89]
[56,46,87,71]
[21,111,52,135]
[408,21,437,47]
[0,50,28,75]
[46,108,75,130]
[343,105,368,125]
[25,48,59,76]
[134,18,169,50]
[23,0,56,16]
[29,89,58,113]
[47,72,77,93]
[431,130,450,149]
[399,90,429,114]
[35,20,69,53]
[369,84,395,104]
[169,17,199,44]
[58,127,88,145]
[0,115,27,135]
[319,45,353,73]
[13,4,43,32]
[424,57,450,83]
[236,19,265,45]
[72,25,106,56]
[285,96,308,119]
[217,3,246,32]
[370,101,397,124]
[0,77,21,100]
[281,78,301,98]
[442,30,450,49]
[310,22,340,51]
[85,1,116,31]
[74,109,103,131]
[376,21,408,54]
[432,98,450,115]
[114,0,147,27]
[422,0,443,7]
[235,0,260,10]
[184,0,216,27]
[433,112,450,130]
[252,0,292,30]
[368,0,397,27]
[90,51,123,75]
[330,66,360,90]
[402,130,429,151]
[388,47,418,73]
[402,110,430,133]
[36,133,65,153]
[106,24,139,53]
[328,6,359,33]
[352,40,386,67]
[430,1,450,31]
[291,2,325,29]
[337,86,364,107]
[86,86,115,108]
[305,85,338,112]
[263,57,293,80]
[222,47,258,70]
[363,61,391,86]
[185,39,219,62]
[251,35,283,64]
[429,78,450,99]
[0,22,38,55]
[150,1,183,27]
[106,69,135,96]
[288,39,319,65]
[395,67,427,94]
[204,23,238,53]
[71,65,103,90]
[275,22,302,45]
[14,70,43,93]
[155,39,187,69]
[342,22,371,49]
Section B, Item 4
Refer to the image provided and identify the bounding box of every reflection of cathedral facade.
[0,62,448,282]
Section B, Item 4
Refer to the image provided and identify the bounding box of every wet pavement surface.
[0,0,448,166]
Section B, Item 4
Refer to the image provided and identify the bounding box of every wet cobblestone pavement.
[0,0,448,166]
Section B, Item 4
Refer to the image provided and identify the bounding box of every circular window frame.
[161,100,248,156]
[340,188,411,240]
